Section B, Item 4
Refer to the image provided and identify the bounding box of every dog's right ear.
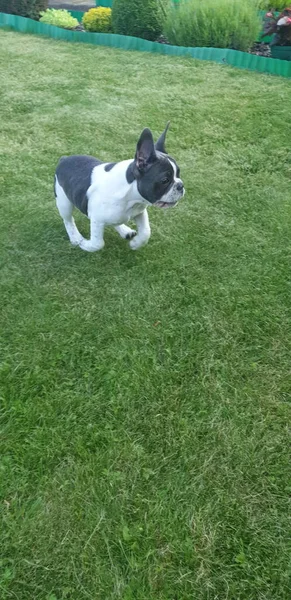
[155,122,170,154]
[135,128,157,172]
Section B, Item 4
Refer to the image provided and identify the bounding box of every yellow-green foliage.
[40,9,79,29]
[82,7,112,33]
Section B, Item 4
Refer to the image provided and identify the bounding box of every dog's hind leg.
[55,177,84,246]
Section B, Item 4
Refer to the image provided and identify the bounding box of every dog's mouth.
[154,200,178,209]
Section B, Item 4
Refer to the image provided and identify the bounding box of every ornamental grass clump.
[164,0,261,51]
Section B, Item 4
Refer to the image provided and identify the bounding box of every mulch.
[158,38,272,57]
[249,42,271,58]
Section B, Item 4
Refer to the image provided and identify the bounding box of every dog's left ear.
[135,128,157,172]
[155,121,170,154]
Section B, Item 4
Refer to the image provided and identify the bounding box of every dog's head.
[130,123,185,208]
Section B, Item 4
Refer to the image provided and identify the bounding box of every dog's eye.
[161,177,169,185]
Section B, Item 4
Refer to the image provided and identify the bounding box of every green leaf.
[122,525,131,542]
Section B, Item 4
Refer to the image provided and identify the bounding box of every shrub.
[258,0,288,10]
[82,7,112,33]
[164,0,261,51]
[112,0,162,41]
[0,0,48,20]
[262,7,291,45]
[39,8,79,29]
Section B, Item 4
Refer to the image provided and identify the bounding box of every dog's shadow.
[16,215,150,285]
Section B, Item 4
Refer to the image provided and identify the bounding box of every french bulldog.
[54,123,184,251]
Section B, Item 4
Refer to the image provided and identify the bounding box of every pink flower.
[266,12,273,17]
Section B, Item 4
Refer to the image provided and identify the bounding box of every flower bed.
[45,4,278,59]
[1,11,291,79]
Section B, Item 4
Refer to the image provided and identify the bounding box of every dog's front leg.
[130,209,151,250]
[79,219,105,252]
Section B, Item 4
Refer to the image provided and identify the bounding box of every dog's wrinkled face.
[133,124,185,208]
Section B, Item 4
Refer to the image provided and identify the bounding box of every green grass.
[1,30,291,600]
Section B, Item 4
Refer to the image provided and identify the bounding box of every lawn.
[1,30,291,600]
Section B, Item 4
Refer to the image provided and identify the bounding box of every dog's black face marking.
[137,156,175,203]
[130,127,183,204]
[104,162,116,172]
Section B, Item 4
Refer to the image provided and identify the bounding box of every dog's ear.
[155,121,170,154]
[135,128,157,171]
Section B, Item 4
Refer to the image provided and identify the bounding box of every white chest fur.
[87,160,149,225]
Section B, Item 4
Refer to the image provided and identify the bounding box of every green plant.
[164,0,261,51]
[39,8,79,29]
[112,0,162,41]
[0,0,48,20]
[82,7,112,33]
[262,7,291,45]
[258,0,288,10]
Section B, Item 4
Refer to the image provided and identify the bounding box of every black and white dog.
[54,123,184,252]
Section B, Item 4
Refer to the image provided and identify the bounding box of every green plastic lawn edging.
[1,12,291,79]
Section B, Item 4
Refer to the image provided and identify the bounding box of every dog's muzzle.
[154,181,185,209]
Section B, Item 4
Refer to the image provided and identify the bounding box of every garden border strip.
[1,12,291,79]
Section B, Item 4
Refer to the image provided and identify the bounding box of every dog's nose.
[176,181,184,192]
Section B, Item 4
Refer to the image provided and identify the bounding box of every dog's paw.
[129,236,149,250]
[115,225,136,240]
[70,233,84,246]
[79,239,105,252]
[126,230,137,240]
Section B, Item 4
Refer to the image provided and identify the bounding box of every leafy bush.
[258,0,288,10]
[262,7,291,45]
[112,0,162,41]
[0,0,48,20]
[39,8,79,29]
[164,0,261,51]
[82,7,112,33]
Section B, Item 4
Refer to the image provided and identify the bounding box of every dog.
[54,123,184,252]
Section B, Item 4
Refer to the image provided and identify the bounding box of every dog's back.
[55,155,102,215]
